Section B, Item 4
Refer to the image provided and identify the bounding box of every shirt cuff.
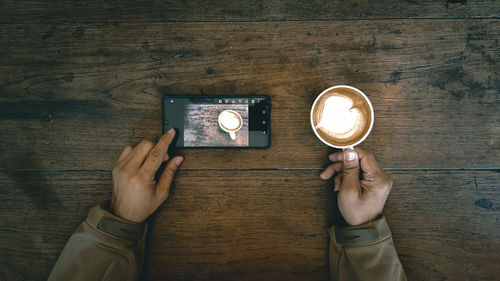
[85,205,146,241]
[329,215,392,247]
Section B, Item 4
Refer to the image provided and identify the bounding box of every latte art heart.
[316,96,365,139]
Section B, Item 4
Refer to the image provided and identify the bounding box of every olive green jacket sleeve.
[329,215,407,281]
[47,205,147,281]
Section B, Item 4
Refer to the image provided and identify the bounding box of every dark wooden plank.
[0,170,499,280]
[0,20,498,169]
[403,0,500,19]
[1,0,498,23]
[0,0,400,23]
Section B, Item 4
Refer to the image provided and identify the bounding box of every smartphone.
[162,95,271,148]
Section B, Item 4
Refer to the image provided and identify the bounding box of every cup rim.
[218,109,243,133]
[310,85,374,149]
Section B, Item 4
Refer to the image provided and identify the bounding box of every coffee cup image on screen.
[183,104,249,147]
[218,110,243,140]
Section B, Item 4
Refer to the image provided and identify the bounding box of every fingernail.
[167,128,175,135]
[345,151,357,162]
[174,156,184,165]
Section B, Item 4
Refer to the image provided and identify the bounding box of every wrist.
[330,215,391,246]
[342,211,382,226]
[108,202,142,223]
[87,205,147,241]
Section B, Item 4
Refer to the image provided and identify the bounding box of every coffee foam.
[312,88,372,147]
[220,110,241,131]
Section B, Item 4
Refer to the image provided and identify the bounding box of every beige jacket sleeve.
[47,205,147,281]
[329,215,407,281]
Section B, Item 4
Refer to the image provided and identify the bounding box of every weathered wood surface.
[0,170,498,281]
[1,1,499,280]
[0,0,498,23]
[0,20,498,169]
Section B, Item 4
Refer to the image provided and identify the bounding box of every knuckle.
[112,165,125,176]
[140,140,154,149]
[343,167,359,175]
[165,168,176,178]
[150,147,162,160]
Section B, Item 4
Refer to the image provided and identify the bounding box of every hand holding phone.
[111,130,183,223]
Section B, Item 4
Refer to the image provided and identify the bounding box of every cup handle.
[342,146,355,151]
[229,131,236,140]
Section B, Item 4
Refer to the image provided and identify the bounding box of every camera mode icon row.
[218,99,257,104]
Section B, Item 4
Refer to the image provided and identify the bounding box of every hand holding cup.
[320,149,393,226]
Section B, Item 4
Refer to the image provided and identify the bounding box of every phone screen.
[162,96,270,148]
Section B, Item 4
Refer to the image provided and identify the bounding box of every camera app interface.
[164,97,269,148]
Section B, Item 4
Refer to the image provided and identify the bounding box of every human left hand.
[110,129,183,223]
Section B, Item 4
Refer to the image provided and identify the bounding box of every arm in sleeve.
[48,205,148,281]
[329,215,407,281]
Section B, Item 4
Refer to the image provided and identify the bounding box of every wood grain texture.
[0,20,498,169]
[0,170,498,281]
[1,2,499,280]
[0,170,112,281]
[0,0,498,23]
[403,0,500,19]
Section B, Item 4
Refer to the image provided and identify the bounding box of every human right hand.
[320,148,393,226]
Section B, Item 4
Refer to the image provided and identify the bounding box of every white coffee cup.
[218,110,243,140]
[310,85,374,150]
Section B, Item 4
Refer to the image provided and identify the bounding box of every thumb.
[156,156,184,201]
[340,149,361,194]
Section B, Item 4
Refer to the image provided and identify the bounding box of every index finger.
[140,129,176,178]
[328,151,343,162]
[355,148,383,175]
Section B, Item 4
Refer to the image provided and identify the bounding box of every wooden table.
[1,1,499,280]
